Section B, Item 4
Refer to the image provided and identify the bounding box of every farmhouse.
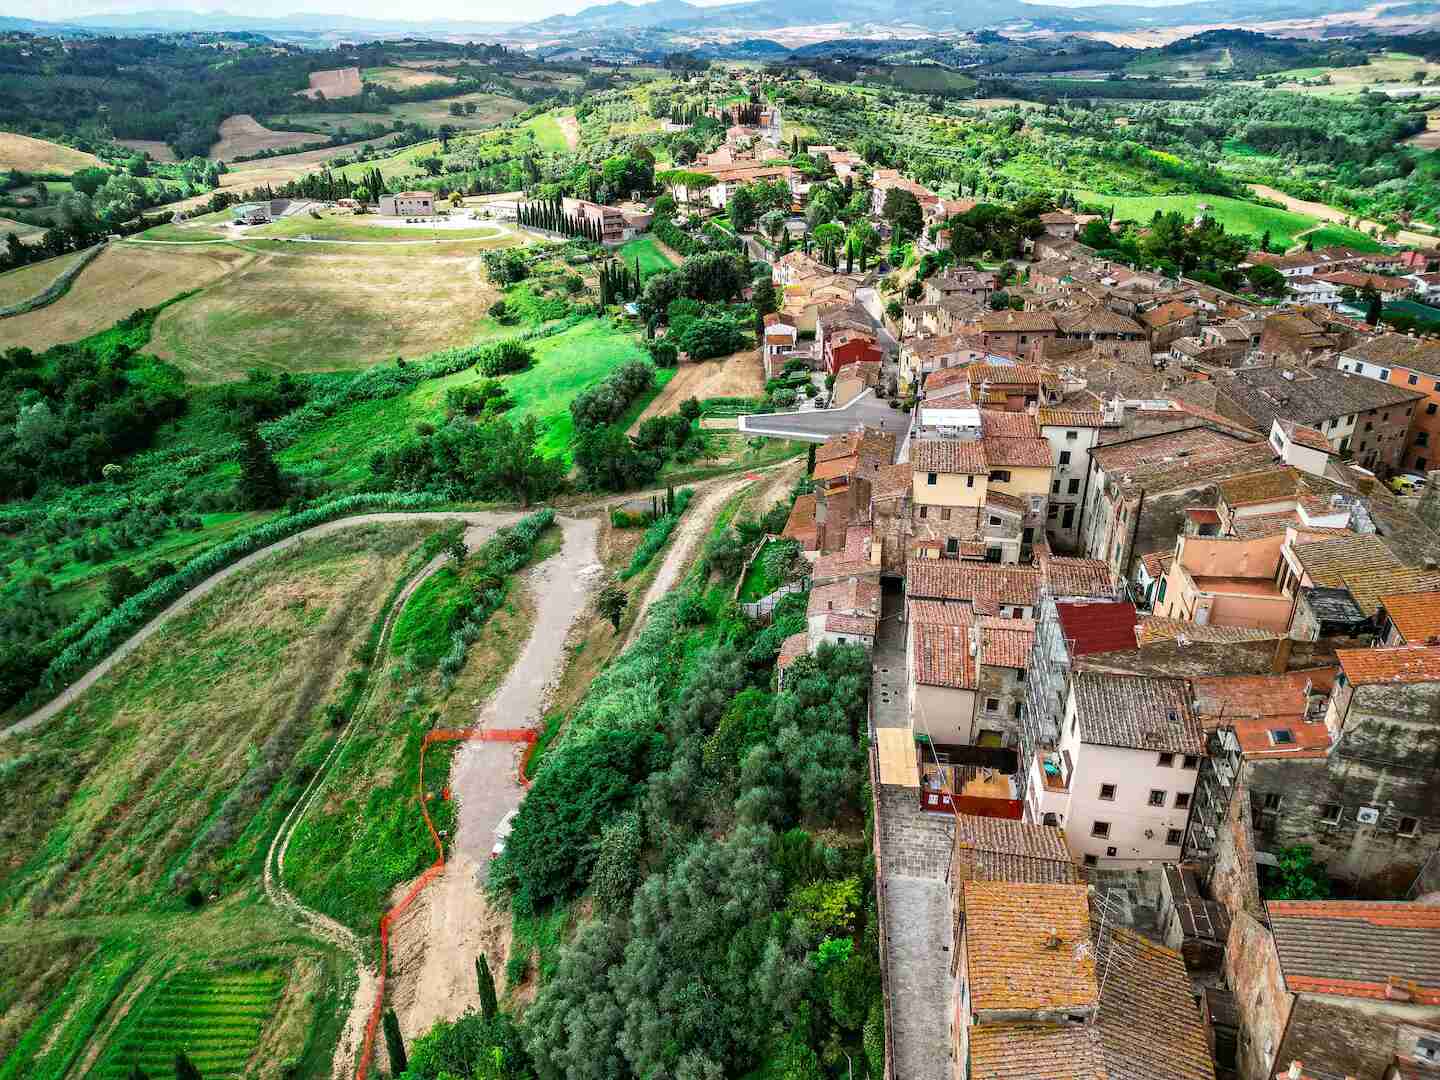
[378,191,435,216]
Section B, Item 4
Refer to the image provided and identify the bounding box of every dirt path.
[556,114,581,151]
[626,351,765,436]
[393,515,601,1038]
[1248,183,1437,248]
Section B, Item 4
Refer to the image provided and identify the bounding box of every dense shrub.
[568,359,657,432]
[475,339,535,377]
[619,488,695,579]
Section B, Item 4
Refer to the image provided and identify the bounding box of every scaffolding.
[1183,725,1244,860]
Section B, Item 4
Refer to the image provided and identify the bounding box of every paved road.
[739,390,912,444]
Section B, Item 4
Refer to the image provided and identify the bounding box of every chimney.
[1287,1063,1303,1080]
[1272,636,1294,674]
[1044,927,1062,949]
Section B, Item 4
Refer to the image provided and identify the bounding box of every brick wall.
[1209,774,1263,921]
[1225,910,1290,1080]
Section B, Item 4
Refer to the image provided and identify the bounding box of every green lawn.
[615,235,676,276]
[522,112,572,153]
[244,214,510,242]
[1079,191,1318,247]
[1303,224,1387,252]
[278,318,648,485]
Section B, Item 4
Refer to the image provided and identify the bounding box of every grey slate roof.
[1218,366,1422,433]
[1070,672,1203,754]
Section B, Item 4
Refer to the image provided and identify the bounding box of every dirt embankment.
[1248,183,1437,248]
[627,350,766,436]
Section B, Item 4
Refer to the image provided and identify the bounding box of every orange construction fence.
[354,725,537,1080]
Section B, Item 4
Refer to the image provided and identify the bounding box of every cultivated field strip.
[91,968,286,1079]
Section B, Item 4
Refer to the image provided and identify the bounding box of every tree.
[105,564,144,609]
[174,1052,202,1080]
[881,187,923,239]
[1246,264,1287,297]
[383,1007,409,1077]
[596,581,628,632]
[1264,845,1330,900]
[1363,285,1383,325]
[127,1065,151,1080]
[476,953,499,1021]
[447,535,468,565]
[237,426,285,508]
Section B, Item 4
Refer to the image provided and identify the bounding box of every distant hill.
[58,9,520,34]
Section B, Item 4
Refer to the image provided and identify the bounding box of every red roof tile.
[1054,601,1140,656]
[1336,645,1440,685]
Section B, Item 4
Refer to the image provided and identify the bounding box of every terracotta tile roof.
[1380,590,1440,644]
[1139,300,1198,328]
[815,427,896,466]
[1071,672,1203,754]
[825,613,878,636]
[811,554,876,583]
[1336,644,1440,685]
[1037,408,1106,428]
[906,560,1042,613]
[1192,669,1336,759]
[953,812,1081,885]
[1054,306,1146,337]
[969,1024,1107,1080]
[1219,467,1303,507]
[1139,550,1173,582]
[1044,558,1115,599]
[1290,534,1401,587]
[782,493,819,551]
[981,410,1042,439]
[911,622,977,689]
[912,439,988,475]
[1278,418,1332,452]
[1342,567,1440,619]
[908,599,972,625]
[1095,927,1216,1080]
[1054,601,1139,656]
[807,577,881,619]
[1135,616,1278,646]
[812,456,858,482]
[962,882,1098,1012]
[984,435,1053,469]
[1268,902,1440,1003]
[979,624,1034,670]
[1089,426,1257,474]
[871,462,912,500]
[985,490,1026,515]
[777,632,808,669]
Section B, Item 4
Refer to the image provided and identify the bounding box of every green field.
[522,112,573,153]
[270,92,526,134]
[277,317,649,487]
[864,64,978,94]
[245,214,512,242]
[615,234,676,276]
[1080,191,1318,247]
[1302,224,1387,252]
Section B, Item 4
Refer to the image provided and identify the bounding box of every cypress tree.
[476,953,499,1021]
[383,1008,408,1077]
[807,443,816,473]
[238,426,284,509]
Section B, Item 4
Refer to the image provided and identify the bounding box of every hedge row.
[0,242,107,319]
[618,488,694,580]
[31,491,453,708]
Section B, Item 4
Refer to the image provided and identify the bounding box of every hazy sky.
[13,0,731,22]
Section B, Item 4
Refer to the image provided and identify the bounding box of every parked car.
[1390,473,1428,495]
[490,809,519,859]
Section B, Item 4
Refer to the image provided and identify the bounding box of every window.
[1410,373,1420,385]
[1175,792,1190,810]
[941,508,952,521]
[1158,752,1175,768]
[1091,821,1111,838]
[1321,803,1342,824]
[1420,432,1431,447]
[918,505,928,519]
[1066,430,1078,440]
[1268,729,1295,746]
[1048,504,1060,519]
[1063,506,1075,528]
[1182,755,1199,769]
[1419,458,1429,472]
[1106,846,1118,857]
[989,470,1011,483]
[989,515,1003,526]
[1157,579,1168,604]
[946,538,959,555]
[1149,789,1167,807]
[986,697,1000,712]
[1429,404,1438,416]
[1059,450,1072,465]
[966,475,975,488]
[1016,668,1025,683]
[1262,793,1282,811]
[1099,784,1117,801]
[1052,480,1062,494]
[1364,421,1373,432]
[1166,829,1183,846]
[986,547,1002,563]
[1013,701,1023,718]
[1083,854,1099,867]
[927,472,937,486]
[1068,479,1080,494]
[1400,816,1420,837]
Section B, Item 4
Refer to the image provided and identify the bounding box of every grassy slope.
[1303,224,1387,252]
[522,112,572,153]
[278,317,648,486]
[0,526,434,1079]
[1080,191,1317,246]
[616,235,677,276]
